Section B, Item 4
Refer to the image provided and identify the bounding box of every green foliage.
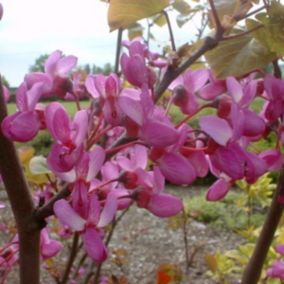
[247,1,284,57]
[236,173,276,209]
[29,54,49,72]
[205,175,280,283]
[27,131,52,156]
[205,32,277,79]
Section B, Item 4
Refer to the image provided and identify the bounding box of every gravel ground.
[0,186,243,284]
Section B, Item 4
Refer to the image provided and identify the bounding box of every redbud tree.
[0,0,284,283]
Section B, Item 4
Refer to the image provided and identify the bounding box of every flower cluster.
[1,38,284,280]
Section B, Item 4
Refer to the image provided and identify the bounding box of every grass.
[7,100,91,116]
[183,189,266,232]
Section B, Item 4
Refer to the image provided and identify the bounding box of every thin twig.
[163,10,176,51]
[208,0,224,38]
[61,233,80,284]
[34,186,70,221]
[114,29,123,74]
[182,209,190,274]
[273,59,282,79]
[221,24,264,41]
[234,5,266,21]
[73,253,88,280]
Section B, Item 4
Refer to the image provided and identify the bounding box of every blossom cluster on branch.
[0,38,284,282]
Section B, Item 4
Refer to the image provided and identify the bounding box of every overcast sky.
[0,0,192,86]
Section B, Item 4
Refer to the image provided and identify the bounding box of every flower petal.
[83,227,107,263]
[140,121,178,147]
[118,96,143,125]
[54,199,86,231]
[206,178,231,201]
[97,193,117,228]
[199,115,232,146]
[147,193,183,217]
[159,152,196,185]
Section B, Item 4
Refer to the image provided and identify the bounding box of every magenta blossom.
[118,89,179,147]
[54,191,117,263]
[85,73,124,125]
[267,260,284,280]
[45,102,88,172]
[133,167,183,217]
[25,50,77,98]
[170,69,210,116]
[40,228,63,260]
[1,82,44,142]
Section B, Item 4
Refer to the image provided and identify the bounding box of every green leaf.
[172,0,191,15]
[248,1,284,56]
[108,0,170,31]
[205,33,277,79]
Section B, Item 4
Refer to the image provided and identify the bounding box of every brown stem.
[61,233,80,284]
[154,36,219,102]
[163,10,176,52]
[241,169,284,284]
[182,209,190,274]
[273,59,282,79]
[0,76,41,284]
[221,24,264,41]
[114,28,123,74]
[208,0,224,38]
[35,186,70,221]
[234,5,266,21]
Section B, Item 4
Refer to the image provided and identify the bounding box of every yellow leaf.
[153,13,167,27]
[18,146,35,165]
[204,254,218,273]
[108,0,170,31]
[127,22,144,40]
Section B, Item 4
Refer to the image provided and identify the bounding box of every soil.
[0,186,243,284]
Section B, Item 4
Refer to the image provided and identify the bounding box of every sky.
[0,0,188,87]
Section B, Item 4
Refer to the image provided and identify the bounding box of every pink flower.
[40,228,63,260]
[1,82,44,141]
[134,167,183,217]
[120,40,156,88]
[54,192,117,263]
[170,69,210,116]
[45,102,88,172]
[267,260,284,280]
[118,90,178,147]
[263,74,284,122]
[25,50,77,98]
[206,178,231,201]
[85,73,123,125]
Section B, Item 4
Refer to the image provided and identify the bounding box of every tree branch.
[241,168,284,284]
[34,186,70,221]
[0,76,41,284]
[154,36,219,102]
